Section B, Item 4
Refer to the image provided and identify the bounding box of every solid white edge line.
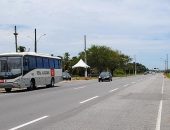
[80,96,99,104]
[155,100,163,130]
[109,88,118,93]
[155,76,164,130]
[9,116,49,130]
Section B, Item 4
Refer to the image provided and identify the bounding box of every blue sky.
[0,0,170,69]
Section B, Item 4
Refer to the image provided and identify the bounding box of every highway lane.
[0,74,169,130]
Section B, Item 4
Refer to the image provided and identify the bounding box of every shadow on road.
[0,85,60,93]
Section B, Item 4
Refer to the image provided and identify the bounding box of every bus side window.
[24,56,29,70]
[58,59,61,69]
[49,58,54,68]
[54,59,58,69]
[23,56,29,74]
[37,57,43,68]
[43,58,49,68]
[23,56,29,66]
[29,56,36,70]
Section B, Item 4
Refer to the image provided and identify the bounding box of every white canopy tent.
[72,59,90,68]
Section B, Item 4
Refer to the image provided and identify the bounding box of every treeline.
[62,45,148,76]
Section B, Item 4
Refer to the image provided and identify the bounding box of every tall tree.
[136,63,148,73]
[63,52,70,71]
[87,45,113,72]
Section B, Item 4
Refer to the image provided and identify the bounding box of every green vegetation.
[17,46,26,52]
[164,70,170,78]
[62,45,148,76]
[166,73,170,78]
[113,68,125,77]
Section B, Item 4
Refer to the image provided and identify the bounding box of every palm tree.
[17,46,26,52]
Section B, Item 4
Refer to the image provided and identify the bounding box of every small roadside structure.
[72,59,90,68]
[72,59,90,77]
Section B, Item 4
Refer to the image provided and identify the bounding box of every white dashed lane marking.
[109,88,118,93]
[9,116,49,130]
[80,96,99,104]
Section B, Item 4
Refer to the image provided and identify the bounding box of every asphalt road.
[0,73,169,130]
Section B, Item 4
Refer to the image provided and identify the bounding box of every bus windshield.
[0,56,22,79]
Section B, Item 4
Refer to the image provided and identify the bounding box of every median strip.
[9,116,49,130]
[80,96,99,104]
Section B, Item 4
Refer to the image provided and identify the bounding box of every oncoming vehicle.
[98,71,112,82]
[0,52,62,92]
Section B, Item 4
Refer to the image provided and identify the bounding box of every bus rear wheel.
[5,88,12,92]
[50,78,55,87]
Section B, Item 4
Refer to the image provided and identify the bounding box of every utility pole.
[84,35,87,77]
[13,26,18,52]
[165,60,167,72]
[35,28,37,53]
[167,54,168,71]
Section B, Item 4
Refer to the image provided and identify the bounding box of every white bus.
[0,52,62,92]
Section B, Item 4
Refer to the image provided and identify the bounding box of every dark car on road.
[62,72,71,80]
[98,72,112,82]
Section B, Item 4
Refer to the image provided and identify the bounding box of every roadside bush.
[113,68,125,76]
[166,73,170,78]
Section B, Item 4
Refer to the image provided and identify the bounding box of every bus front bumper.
[0,82,20,88]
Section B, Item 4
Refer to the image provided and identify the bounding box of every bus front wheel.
[5,88,12,92]
[27,80,35,91]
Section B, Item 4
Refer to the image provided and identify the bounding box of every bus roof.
[0,52,61,59]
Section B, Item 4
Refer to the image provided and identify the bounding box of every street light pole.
[84,35,87,77]
[160,57,166,72]
[167,54,168,71]
[35,28,37,53]
[34,28,46,53]
[13,26,18,52]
